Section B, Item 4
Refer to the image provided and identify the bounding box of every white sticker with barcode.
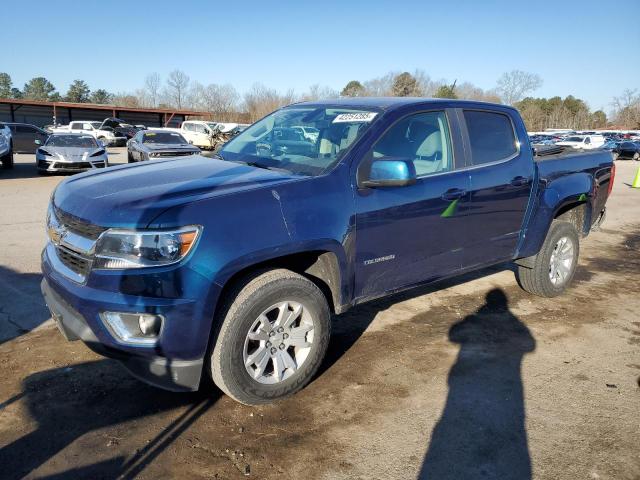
[332,112,378,123]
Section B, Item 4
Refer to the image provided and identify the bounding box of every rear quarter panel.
[517,150,613,258]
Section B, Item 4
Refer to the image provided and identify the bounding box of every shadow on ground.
[418,289,535,480]
[0,359,218,479]
[0,266,50,345]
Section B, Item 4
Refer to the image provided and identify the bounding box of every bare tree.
[496,70,542,105]
[165,70,190,109]
[243,84,295,122]
[144,73,161,107]
[299,84,338,101]
[363,72,395,96]
[612,89,640,128]
[189,82,241,121]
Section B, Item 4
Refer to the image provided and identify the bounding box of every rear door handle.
[441,188,467,201]
[510,176,529,187]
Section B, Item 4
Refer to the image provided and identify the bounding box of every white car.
[291,126,320,142]
[0,122,13,169]
[159,120,224,150]
[556,134,605,150]
[51,121,124,146]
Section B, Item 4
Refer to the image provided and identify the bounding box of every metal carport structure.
[0,98,211,128]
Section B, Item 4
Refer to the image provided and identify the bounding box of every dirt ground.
[0,151,638,480]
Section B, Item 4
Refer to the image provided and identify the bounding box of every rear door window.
[463,110,518,165]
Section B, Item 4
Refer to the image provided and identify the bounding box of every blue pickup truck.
[41,98,614,405]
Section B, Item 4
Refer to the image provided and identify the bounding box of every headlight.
[94,226,202,269]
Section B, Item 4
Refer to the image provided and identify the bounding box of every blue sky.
[2,0,638,112]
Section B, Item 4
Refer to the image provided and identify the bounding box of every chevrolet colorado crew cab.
[41,98,614,405]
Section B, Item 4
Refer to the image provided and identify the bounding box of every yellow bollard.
[633,166,640,189]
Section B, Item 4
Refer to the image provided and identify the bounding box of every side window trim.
[456,108,521,171]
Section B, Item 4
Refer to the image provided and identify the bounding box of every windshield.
[219,107,380,176]
[46,135,97,148]
[564,136,584,142]
[142,132,187,144]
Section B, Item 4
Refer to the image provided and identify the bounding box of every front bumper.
[37,159,108,172]
[41,277,204,391]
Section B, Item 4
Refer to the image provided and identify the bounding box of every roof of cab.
[292,96,515,112]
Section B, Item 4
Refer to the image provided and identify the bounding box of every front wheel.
[210,269,331,405]
[612,152,619,161]
[127,150,134,163]
[516,221,580,297]
[633,152,639,161]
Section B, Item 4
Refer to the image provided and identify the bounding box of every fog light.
[100,311,164,346]
[139,314,162,336]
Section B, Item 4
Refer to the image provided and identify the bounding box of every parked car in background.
[292,125,320,142]
[127,130,200,162]
[51,121,126,146]
[556,134,605,150]
[0,122,13,169]
[160,120,220,149]
[36,133,108,174]
[42,98,614,405]
[612,141,640,160]
[5,123,49,153]
[100,117,143,139]
[600,140,620,151]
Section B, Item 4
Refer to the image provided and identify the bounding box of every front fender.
[517,172,593,258]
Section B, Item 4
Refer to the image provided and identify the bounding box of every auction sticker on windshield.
[333,112,378,123]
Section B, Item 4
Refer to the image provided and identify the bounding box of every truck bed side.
[516,149,614,259]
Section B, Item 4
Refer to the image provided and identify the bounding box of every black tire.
[210,269,331,405]
[633,152,639,161]
[127,150,135,163]
[516,221,580,297]
[1,148,14,169]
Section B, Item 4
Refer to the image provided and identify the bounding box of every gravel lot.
[0,149,639,479]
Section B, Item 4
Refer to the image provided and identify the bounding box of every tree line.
[1,70,638,129]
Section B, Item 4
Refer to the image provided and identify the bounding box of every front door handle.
[441,188,467,201]
[510,176,530,187]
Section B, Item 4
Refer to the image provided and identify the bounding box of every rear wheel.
[210,269,331,405]
[516,221,580,297]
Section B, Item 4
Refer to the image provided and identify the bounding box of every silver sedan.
[36,133,109,174]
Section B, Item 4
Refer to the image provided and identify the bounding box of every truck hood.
[53,155,297,227]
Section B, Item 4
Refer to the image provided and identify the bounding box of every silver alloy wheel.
[243,301,315,384]
[549,236,574,286]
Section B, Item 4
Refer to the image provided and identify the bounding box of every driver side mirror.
[359,157,417,188]
[34,139,42,145]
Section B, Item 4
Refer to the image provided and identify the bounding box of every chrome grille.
[54,206,106,240]
[56,245,91,277]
